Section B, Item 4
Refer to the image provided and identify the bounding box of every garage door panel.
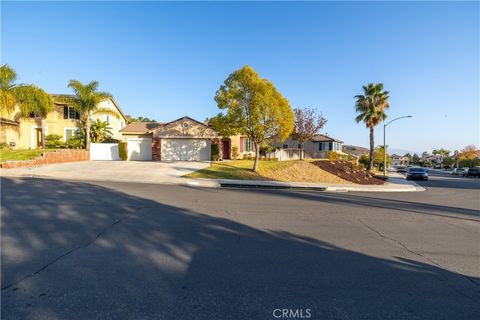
[161,139,210,161]
[128,139,152,161]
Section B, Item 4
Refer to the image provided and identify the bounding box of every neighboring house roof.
[310,134,344,143]
[50,94,128,122]
[120,122,163,133]
[0,117,20,126]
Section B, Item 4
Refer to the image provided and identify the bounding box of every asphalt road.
[1,171,479,320]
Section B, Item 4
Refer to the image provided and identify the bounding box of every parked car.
[406,167,428,181]
[463,168,480,177]
[396,166,407,173]
[451,168,466,175]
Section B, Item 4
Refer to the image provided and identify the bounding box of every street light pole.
[383,115,413,177]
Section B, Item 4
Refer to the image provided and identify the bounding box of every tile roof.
[311,134,343,143]
[119,122,163,133]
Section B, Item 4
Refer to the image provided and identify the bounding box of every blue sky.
[2,1,479,154]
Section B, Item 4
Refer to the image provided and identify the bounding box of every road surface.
[1,171,479,319]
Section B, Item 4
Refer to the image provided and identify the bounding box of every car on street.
[396,166,407,173]
[406,167,429,181]
[463,168,480,177]
[451,168,466,175]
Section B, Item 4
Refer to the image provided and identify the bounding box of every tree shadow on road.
[1,177,479,320]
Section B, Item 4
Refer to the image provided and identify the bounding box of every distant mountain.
[342,145,369,157]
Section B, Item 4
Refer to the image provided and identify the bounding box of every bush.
[45,134,65,149]
[232,146,239,160]
[458,158,480,168]
[65,136,84,149]
[328,151,341,160]
[0,142,8,149]
[211,143,220,161]
[118,142,128,161]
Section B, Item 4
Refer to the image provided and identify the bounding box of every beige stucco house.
[120,116,217,161]
[0,95,127,149]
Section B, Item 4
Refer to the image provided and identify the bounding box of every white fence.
[267,148,305,161]
[90,143,120,161]
[266,149,330,161]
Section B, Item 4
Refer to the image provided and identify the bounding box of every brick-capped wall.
[1,149,90,169]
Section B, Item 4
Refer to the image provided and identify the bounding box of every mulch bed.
[312,160,385,185]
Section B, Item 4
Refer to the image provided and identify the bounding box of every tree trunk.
[253,141,260,172]
[41,117,46,148]
[369,127,374,171]
[85,116,91,150]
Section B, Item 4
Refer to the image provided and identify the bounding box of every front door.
[222,140,231,159]
[35,128,42,148]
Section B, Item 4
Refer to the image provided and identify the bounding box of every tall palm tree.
[60,80,119,149]
[354,83,390,170]
[1,65,54,147]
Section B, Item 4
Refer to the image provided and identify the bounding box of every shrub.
[65,136,84,149]
[0,142,8,149]
[45,134,65,149]
[211,143,220,161]
[328,151,341,161]
[458,158,480,168]
[118,142,128,161]
[232,146,239,160]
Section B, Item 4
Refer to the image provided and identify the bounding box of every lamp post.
[383,115,412,177]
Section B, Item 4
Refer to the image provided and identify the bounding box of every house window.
[120,121,125,128]
[64,128,79,141]
[319,142,329,151]
[106,115,110,124]
[63,106,80,120]
[283,144,288,149]
[244,137,253,152]
[298,143,304,149]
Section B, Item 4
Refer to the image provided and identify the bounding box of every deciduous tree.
[212,65,294,172]
[291,107,327,158]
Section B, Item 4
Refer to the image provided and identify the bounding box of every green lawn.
[184,160,297,180]
[0,148,54,162]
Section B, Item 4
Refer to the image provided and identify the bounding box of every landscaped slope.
[312,160,384,185]
[185,160,350,184]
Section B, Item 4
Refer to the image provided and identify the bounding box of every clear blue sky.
[2,1,479,154]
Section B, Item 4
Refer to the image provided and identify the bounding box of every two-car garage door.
[161,138,211,161]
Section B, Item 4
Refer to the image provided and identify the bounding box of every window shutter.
[240,137,244,152]
[64,106,68,119]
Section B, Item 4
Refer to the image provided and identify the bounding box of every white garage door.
[127,138,152,161]
[161,138,211,161]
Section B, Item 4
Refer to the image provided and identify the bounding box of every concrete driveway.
[0,161,210,184]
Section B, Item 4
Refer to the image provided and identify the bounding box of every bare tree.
[291,107,327,158]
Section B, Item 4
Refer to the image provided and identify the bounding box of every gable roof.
[151,116,212,133]
[50,94,128,121]
[120,122,163,133]
[310,134,343,143]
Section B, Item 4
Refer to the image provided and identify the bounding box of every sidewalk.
[2,162,425,192]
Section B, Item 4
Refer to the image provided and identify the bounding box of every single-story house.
[120,116,217,161]
[273,134,344,158]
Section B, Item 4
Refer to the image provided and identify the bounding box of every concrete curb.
[185,178,425,192]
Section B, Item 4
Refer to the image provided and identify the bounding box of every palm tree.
[354,83,390,170]
[1,65,54,147]
[60,80,119,149]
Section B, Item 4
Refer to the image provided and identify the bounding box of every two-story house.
[0,95,127,149]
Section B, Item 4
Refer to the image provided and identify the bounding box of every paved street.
[1,171,479,319]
